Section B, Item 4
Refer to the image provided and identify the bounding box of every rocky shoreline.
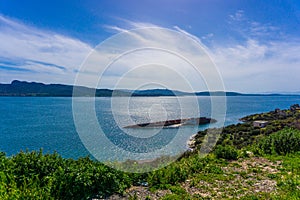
[186,134,196,150]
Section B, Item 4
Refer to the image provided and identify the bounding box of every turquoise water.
[0,96,300,160]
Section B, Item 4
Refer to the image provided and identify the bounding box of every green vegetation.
[144,126,300,199]
[0,150,133,199]
[1,105,300,199]
[257,128,300,155]
[214,145,238,160]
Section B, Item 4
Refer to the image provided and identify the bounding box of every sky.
[0,0,299,93]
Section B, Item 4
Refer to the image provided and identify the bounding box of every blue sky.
[0,0,299,93]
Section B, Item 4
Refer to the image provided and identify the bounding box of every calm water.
[0,96,300,160]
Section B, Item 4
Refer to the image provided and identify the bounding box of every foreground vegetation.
[1,105,300,199]
[143,128,299,200]
[0,150,136,199]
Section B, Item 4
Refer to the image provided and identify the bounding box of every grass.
[141,127,300,199]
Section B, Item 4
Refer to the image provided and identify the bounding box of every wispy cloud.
[103,25,129,33]
[0,15,92,84]
[75,19,223,91]
[1,14,300,93]
[173,26,202,44]
[201,33,214,40]
[207,10,299,92]
[229,10,245,22]
[249,21,279,38]
[211,38,300,92]
[124,21,160,29]
[227,10,280,41]
[103,14,297,93]
[104,19,160,33]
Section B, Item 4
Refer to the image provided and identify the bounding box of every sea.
[0,96,300,161]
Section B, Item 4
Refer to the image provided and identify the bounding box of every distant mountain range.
[0,80,298,97]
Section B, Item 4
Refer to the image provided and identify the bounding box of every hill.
[1,80,298,97]
[0,80,129,97]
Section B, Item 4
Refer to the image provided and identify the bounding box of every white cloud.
[1,14,299,93]
[104,20,161,34]
[173,26,202,44]
[0,15,92,84]
[0,16,221,92]
[228,10,280,40]
[211,38,300,92]
[103,25,129,33]
[229,10,245,22]
[75,21,224,91]
[117,18,161,29]
[203,10,300,93]
[201,33,214,40]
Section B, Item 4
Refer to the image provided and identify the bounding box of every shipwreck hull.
[124,117,217,128]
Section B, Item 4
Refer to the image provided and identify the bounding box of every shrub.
[258,128,300,155]
[214,145,238,160]
[0,150,133,199]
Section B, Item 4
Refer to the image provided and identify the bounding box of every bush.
[214,145,238,160]
[146,155,218,189]
[258,128,300,155]
[0,150,133,199]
